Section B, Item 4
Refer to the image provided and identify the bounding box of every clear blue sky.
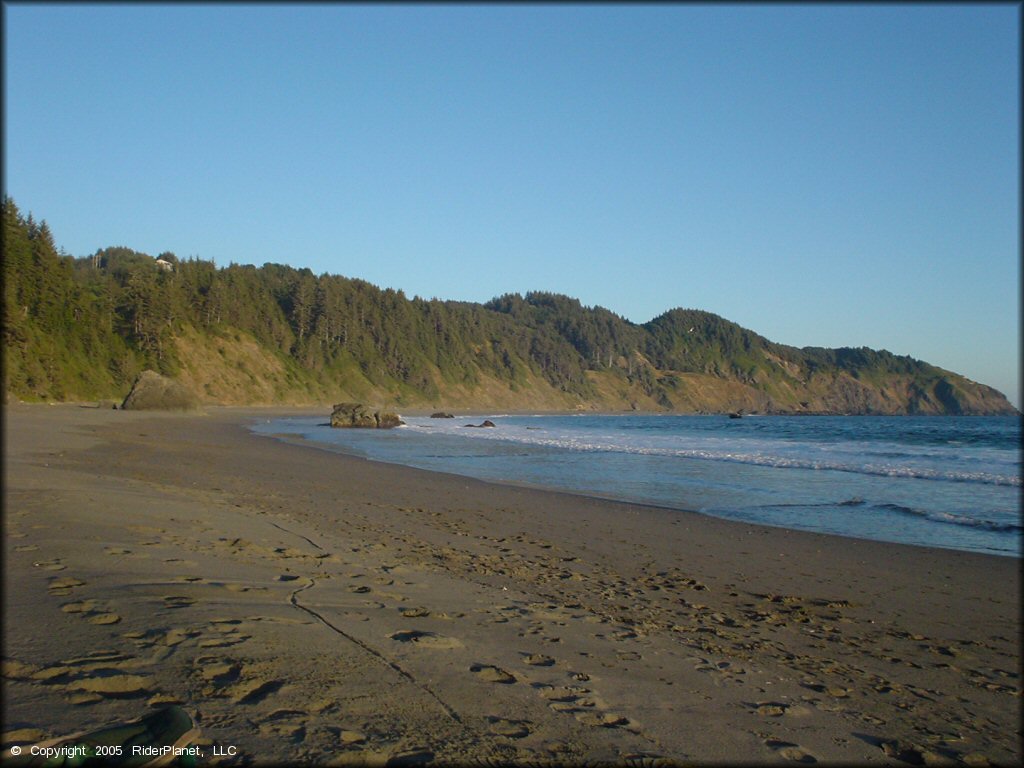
[4,4,1020,407]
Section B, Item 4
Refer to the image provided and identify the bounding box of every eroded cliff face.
[792,372,1018,415]
[579,368,1017,416]
[17,319,1012,416]
[167,326,1017,415]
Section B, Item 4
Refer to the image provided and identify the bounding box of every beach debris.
[330,402,404,428]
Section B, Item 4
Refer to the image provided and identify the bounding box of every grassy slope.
[171,325,584,411]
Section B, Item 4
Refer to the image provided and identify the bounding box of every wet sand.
[2,403,1020,765]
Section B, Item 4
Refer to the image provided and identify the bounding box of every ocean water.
[251,413,1022,558]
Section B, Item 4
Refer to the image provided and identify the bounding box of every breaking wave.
[411,423,1021,488]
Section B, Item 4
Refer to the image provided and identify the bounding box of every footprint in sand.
[66,672,154,698]
[147,693,183,707]
[47,576,85,596]
[400,607,431,618]
[161,595,197,609]
[802,682,850,699]
[229,678,285,705]
[64,652,131,668]
[3,659,42,680]
[198,660,240,685]
[162,628,201,647]
[198,632,250,648]
[765,739,818,763]
[259,718,305,743]
[522,653,555,667]
[485,716,531,739]
[470,664,516,684]
[536,684,592,707]
[26,665,74,683]
[67,692,104,705]
[336,729,367,745]
[122,628,171,648]
[85,613,122,625]
[574,711,631,728]
[388,630,463,650]
[750,702,790,717]
[534,683,640,732]
[61,600,100,614]
[34,559,68,572]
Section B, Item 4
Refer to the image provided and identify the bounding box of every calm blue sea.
[251,414,1022,557]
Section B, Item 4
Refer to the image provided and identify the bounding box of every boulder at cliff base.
[121,370,200,411]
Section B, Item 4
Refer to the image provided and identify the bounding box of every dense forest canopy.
[2,197,1016,415]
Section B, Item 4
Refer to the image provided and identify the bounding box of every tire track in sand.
[269,520,464,726]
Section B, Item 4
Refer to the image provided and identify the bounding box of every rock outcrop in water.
[330,403,404,429]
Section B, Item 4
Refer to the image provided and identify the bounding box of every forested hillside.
[3,198,1017,414]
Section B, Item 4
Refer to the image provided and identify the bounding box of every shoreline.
[3,403,1021,765]
[258,427,1023,561]
[255,408,1018,562]
[254,410,1021,560]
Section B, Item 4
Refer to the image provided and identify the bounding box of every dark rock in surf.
[330,402,404,429]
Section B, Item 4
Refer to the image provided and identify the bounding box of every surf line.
[287,577,463,724]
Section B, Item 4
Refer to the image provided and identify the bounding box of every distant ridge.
[3,197,1017,415]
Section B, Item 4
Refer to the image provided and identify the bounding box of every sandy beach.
[2,403,1020,766]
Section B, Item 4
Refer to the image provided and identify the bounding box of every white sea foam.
[404,417,1021,487]
[257,414,1022,556]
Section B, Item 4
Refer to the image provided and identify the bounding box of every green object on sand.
[1,706,200,767]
